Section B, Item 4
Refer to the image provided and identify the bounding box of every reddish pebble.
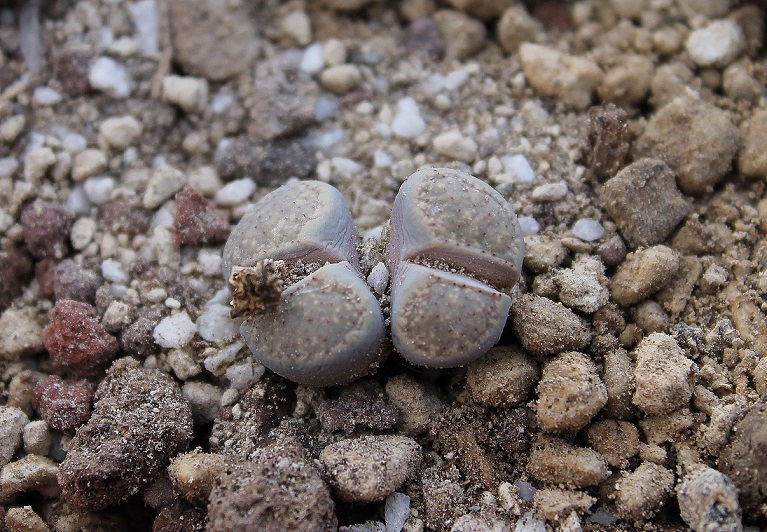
[173,186,230,246]
[597,234,627,267]
[32,375,94,432]
[20,200,73,259]
[0,247,34,312]
[53,259,101,304]
[44,300,119,376]
[100,198,152,237]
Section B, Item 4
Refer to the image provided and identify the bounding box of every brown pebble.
[52,49,92,97]
[718,395,767,513]
[99,198,152,237]
[533,488,595,521]
[0,247,34,312]
[172,186,230,246]
[207,438,336,531]
[610,245,680,306]
[586,103,629,183]
[403,17,444,60]
[596,234,627,267]
[584,419,639,468]
[632,333,697,416]
[511,293,591,356]
[614,463,675,521]
[314,379,398,434]
[53,259,101,304]
[536,352,607,433]
[20,200,73,260]
[59,358,193,511]
[43,300,119,377]
[527,435,610,488]
[35,258,56,299]
[467,345,540,407]
[32,375,94,432]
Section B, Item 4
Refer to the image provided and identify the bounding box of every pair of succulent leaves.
[222,168,524,386]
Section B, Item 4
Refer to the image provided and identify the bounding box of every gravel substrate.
[1,0,767,530]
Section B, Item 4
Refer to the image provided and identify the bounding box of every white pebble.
[143,165,188,209]
[332,157,362,178]
[151,205,174,228]
[686,19,746,68]
[518,216,540,236]
[314,94,339,122]
[503,154,535,184]
[531,182,568,202]
[226,362,265,390]
[367,262,389,295]
[214,177,256,207]
[204,341,243,375]
[515,512,546,532]
[374,150,393,168]
[312,127,345,153]
[572,218,605,241]
[301,42,324,74]
[89,56,132,98]
[66,185,92,215]
[162,75,209,113]
[70,217,97,250]
[101,258,129,284]
[33,86,62,106]
[385,492,410,532]
[153,311,197,348]
[198,249,223,276]
[391,97,426,139]
[0,158,19,180]
[196,304,240,343]
[363,225,384,241]
[211,93,234,114]
[127,0,159,55]
[164,297,182,309]
[82,176,115,205]
[444,69,470,91]
[61,133,87,153]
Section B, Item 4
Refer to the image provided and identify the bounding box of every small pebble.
[88,56,132,98]
[23,147,56,184]
[685,19,746,68]
[527,436,610,488]
[173,186,230,246]
[320,435,422,502]
[71,148,107,182]
[466,345,539,407]
[0,406,28,466]
[511,294,591,356]
[518,216,540,236]
[101,258,129,284]
[99,115,143,150]
[153,311,197,349]
[161,75,209,113]
[195,304,239,343]
[214,177,256,207]
[320,64,362,95]
[391,97,426,139]
[610,245,680,306]
[23,420,52,456]
[33,86,62,106]
[614,463,675,521]
[503,154,535,184]
[32,376,94,432]
[43,300,119,376]
[632,333,697,416]
[677,466,742,532]
[143,165,188,209]
[83,176,115,205]
[301,42,324,73]
[572,218,604,241]
[531,182,567,202]
[432,130,478,162]
[367,262,389,295]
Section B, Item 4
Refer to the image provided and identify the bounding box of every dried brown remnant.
[586,103,630,183]
[228,260,287,318]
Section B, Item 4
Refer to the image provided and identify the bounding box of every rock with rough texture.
[536,352,607,433]
[497,5,543,54]
[519,43,603,111]
[527,436,610,488]
[632,333,697,416]
[0,247,33,312]
[610,245,680,306]
[20,200,73,260]
[445,0,515,20]
[677,466,742,532]
[602,158,691,248]
[466,345,539,407]
[169,0,260,81]
[207,439,337,531]
[738,107,767,179]
[511,294,591,356]
[44,300,119,376]
[433,10,487,61]
[718,396,767,513]
[685,19,746,68]
[320,435,422,502]
[0,406,28,467]
[614,463,675,521]
[32,376,94,432]
[59,358,193,511]
[633,97,739,196]
[172,186,230,246]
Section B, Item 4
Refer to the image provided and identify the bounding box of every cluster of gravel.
[1,0,767,530]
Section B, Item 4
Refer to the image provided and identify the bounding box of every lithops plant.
[223,180,385,386]
[388,168,524,367]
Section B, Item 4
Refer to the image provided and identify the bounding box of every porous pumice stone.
[222,180,359,278]
[390,263,512,367]
[389,167,523,289]
[240,261,385,386]
[389,168,524,367]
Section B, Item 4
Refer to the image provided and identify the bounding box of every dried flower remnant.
[586,103,629,183]
[228,260,286,318]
